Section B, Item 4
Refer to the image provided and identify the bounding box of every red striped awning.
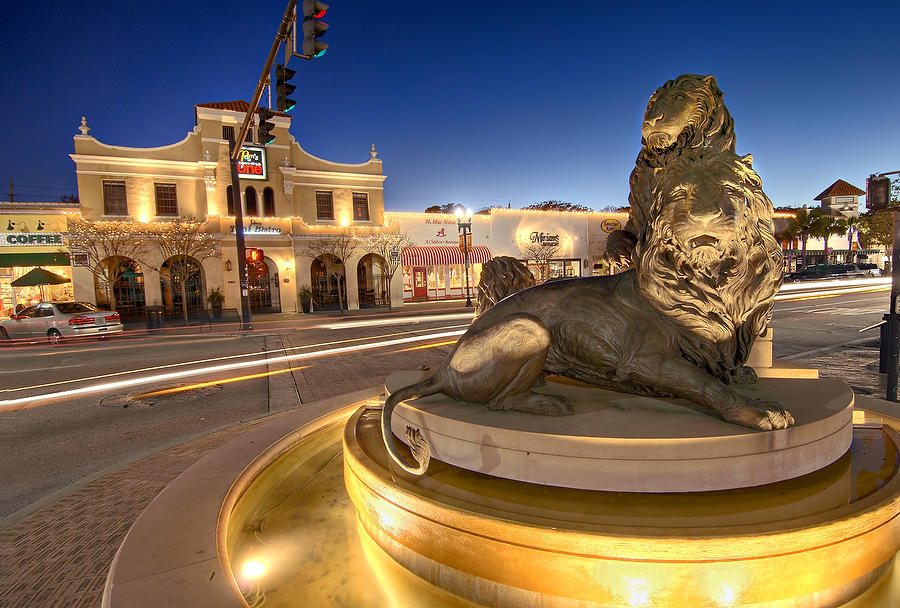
[401,246,491,266]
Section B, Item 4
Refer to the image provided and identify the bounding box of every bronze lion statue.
[382,148,790,475]
[607,74,736,268]
[473,255,536,318]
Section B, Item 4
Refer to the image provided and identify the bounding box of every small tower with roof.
[814,179,865,218]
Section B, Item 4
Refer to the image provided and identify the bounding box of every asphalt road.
[0,284,892,520]
[771,287,889,358]
[0,315,464,520]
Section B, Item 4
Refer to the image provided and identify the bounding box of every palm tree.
[784,207,817,269]
[810,213,847,264]
[835,216,861,262]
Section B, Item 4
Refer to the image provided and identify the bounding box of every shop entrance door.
[412,267,427,299]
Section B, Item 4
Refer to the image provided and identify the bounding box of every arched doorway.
[95,257,145,319]
[357,253,388,308]
[160,256,204,317]
[247,256,281,312]
[311,255,347,310]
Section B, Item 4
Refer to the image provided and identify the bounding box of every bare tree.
[143,217,218,324]
[65,219,148,312]
[362,229,411,311]
[520,241,560,282]
[301,228,360,315]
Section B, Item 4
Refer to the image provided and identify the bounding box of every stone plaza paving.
[0,318,893,607]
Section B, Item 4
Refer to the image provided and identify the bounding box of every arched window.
[263,187,275,217]
[245,186,258,217]
[226,185,234,216]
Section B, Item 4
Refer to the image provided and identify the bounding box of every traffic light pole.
[887,209,900,401]
[229,138,253,331]
[226,0,297,331]
[229,0,297,160]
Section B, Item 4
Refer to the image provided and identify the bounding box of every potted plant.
[298,285,315,314]
[207,287,225,319]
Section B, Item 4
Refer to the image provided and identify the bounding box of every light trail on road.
[0,323,470,394]
[774,284,889,302]
[315,312,473,330]
[0,329,466,412]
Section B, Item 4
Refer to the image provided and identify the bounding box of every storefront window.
[1,266,74,317]
[449,265,462,289]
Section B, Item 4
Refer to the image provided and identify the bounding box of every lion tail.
[380,375,442,475]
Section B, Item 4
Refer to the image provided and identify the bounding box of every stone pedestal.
[386,371,852,492]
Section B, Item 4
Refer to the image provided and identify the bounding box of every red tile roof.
[195,100,290,118]
[814,179,865,200]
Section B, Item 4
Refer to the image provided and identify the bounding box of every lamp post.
[455,207,474,307]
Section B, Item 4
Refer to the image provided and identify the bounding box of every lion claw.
[726,399,794,430]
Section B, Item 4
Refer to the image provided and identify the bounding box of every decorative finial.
[370,144,378,159]
[282,156,290,167]
[203,150,211,161]
[78,116,90,136]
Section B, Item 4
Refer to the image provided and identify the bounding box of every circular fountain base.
[347,392,900,607]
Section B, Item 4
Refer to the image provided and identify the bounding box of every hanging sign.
[236,146,268,180]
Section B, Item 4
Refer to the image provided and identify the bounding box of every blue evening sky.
[2,1,898,212]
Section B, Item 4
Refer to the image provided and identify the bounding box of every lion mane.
[634,149,783,383]
[474,256,536,318]
[608,74,737,266]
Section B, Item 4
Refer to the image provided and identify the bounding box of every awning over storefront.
[402,246,491,266]
[0,252,71,267]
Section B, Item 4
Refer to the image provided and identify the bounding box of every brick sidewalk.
[0,325,891,608]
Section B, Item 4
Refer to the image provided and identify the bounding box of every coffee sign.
[236,146,267,180]
[4,233,64,246]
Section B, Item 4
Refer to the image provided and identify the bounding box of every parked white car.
[0,302,123,342]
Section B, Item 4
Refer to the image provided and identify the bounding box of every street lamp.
[455,207,474,307]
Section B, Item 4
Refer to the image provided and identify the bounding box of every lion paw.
[731,366,758,384]
[725,399,794,430]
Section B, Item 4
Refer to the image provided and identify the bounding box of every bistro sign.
[4,233,64,246]
[231,220,281,235]
[236,146,267,180]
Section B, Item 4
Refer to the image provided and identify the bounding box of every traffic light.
[257,108,276,145]
[867,175,892,211]
[246,248,264,264]
[275,64,297,112]
[301,0,329,58]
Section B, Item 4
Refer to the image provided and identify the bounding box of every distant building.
[814,179,865,218]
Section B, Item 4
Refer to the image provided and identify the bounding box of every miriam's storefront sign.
[4,233,64,246]
[236,146,267,180]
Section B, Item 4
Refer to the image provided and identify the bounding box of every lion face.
[641,74,731,153]
[636,150,782,346]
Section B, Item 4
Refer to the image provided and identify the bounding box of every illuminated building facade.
[385,208,630,302]
[69,103,389,315]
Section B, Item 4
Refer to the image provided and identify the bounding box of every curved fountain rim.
[101,387,379,608]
